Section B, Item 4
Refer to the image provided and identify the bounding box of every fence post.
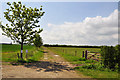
[82,51,84,58]
[75,51,77,56]
[85,50,88,59]
[17,53,19,59]
[63,49,64,53]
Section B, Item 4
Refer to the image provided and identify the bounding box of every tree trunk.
[20,23,23,59]
[21,42,23,59]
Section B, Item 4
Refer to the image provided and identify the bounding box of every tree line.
[44,44,101,48]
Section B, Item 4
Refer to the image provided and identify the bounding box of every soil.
[2,47,91,78]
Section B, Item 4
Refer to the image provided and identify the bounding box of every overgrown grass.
[2,44,43,62]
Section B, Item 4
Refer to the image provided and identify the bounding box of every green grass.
[1,44,34,53]
[75,66,118,78]
[2,44,43,62]
[48,47,100,62]
[27,48,43,62]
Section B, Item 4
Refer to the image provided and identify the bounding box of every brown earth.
[2,47,91,78]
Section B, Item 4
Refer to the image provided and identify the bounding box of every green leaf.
[7,2,11,5]
[40,8,42,10]
[18,1,21,4]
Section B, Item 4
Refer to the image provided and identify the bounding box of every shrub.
[115,45,120,72]
[101,46,116,69]
[33,34,43,48]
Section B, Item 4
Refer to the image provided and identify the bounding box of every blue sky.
[1,2,118,28]
[0,2,118,45]
[23,2,118,28]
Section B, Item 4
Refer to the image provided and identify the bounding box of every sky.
[0,1,118,46]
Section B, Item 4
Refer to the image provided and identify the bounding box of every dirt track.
[2,47,91,78]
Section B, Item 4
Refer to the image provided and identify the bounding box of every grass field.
[1,44,43,62]
[47,47,119,78]
[48,47,101,62]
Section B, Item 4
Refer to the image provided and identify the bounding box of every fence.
[82,50,100,61]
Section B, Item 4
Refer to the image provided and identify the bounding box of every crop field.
[1,44,43,62]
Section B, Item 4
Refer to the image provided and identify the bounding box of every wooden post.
[85,50,88,59]
[82,51,84,58]
[63,49,64,53]
[26,53,27,59]
[75,51,77,56]
[17,53,19,59]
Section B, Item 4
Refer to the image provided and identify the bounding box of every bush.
[115,45,120,72]
[33,34,43,48]
[101,46,116,69]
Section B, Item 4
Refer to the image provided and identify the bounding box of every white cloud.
[41,9,118,45]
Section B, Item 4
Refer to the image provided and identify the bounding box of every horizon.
[0,42,119,46]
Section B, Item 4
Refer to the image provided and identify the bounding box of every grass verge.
[75,66,118,78]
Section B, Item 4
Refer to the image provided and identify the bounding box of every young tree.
[33,33,43,48]
[0,2,45,59]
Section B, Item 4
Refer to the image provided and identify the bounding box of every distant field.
[48,47,101,62]
[1,44,43,62]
